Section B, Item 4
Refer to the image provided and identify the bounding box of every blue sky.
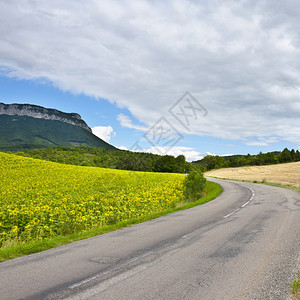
[1,1,299,161]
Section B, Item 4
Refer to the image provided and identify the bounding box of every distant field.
[206,162,300,188]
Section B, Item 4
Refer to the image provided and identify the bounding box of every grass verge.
[291,272,300,300]
[0,180,222,262]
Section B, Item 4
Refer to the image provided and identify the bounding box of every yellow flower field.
[0,152,184,246]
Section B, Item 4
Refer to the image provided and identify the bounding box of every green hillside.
[0,115,116,151]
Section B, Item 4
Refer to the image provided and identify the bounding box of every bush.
[184,170,206,202]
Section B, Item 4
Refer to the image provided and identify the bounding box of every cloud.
[92,126,115,142]
[244,136,279,147]
[119,145,203,162]
[144,146,204,162]
[1,1,300,146]
[220,153,234,157]
[117,114,148,131]
[118,145,236,161]
[118,146,128,151]
[205,152,234,157]
[244,141,270,147]
[205,152,216,157]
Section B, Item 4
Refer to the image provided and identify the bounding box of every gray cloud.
[0,0,299,146]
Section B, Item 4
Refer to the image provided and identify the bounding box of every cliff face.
[0,103,91,132]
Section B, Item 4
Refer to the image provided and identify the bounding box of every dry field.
[205,161,300,189]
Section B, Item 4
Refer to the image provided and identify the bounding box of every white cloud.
[0,1,300,147]
[220,154,234,157]
[244,136,279,147]
[145,146,204,162]
[92,126,115,142]
[117,145,235,161]
[205,152,216,157]
[117,114,148,131]
[118,146,128,151]
[206,152,234,157]
[127,145,203,162]
[244,141,270,147]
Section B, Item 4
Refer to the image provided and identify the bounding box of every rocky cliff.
[0,102,91,132]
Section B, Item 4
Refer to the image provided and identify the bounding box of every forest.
[9,147,300,173]
[195,148,300,171]
[11,146,189,173]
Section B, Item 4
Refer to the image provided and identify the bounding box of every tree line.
[195,148,300,171]
[9,147,299,174]
[11,146,190,173]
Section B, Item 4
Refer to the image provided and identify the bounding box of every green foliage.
[0,115,116,151]
[291,279,300,294]
[195,148,300,171]
[183,170,206,201]
[10,146,189,174]
[155,155,184,173]
[279,147,292,163]
[290,272,300,298]
[176,155,186,173]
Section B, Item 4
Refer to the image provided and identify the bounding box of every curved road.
[0,179,299,299]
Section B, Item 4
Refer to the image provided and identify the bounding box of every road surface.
[0,179,299,299]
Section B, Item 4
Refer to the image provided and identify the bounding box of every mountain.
[0,102,117,151]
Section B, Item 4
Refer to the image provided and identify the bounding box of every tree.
[175,155,186,173]
[183,170,206,202]
[154,155,178,173]
[279,148,292,163]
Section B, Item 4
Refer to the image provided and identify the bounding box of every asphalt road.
[0,179,299,300]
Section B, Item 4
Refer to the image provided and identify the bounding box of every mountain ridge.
[0,102,116,151]
[0,102,91,132]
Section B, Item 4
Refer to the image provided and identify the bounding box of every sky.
[0,0,299,161]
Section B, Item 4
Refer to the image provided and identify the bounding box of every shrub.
[184,170,206,202]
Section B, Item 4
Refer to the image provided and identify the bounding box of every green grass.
[0,180,222,262]
[291,272,300,299]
